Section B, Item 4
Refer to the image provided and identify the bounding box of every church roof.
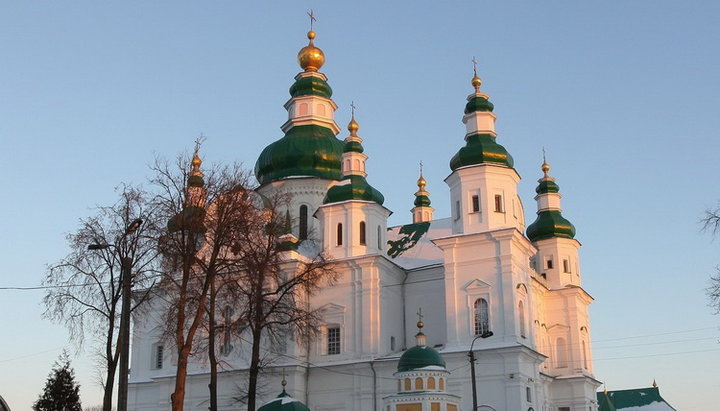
[397,344,446,372]
[597,387,677,411]
[258,390,311,411]
[386,218,449,269]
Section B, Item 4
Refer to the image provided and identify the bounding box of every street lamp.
[468,330,493,411]
[89,218,143,411]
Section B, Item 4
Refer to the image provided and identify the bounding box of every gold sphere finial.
[471,56,482,93]
[190,137,204,178]
[417,175,426,190]
[298,11,324,72]
[541,148,550,177]
[348,101,359,135]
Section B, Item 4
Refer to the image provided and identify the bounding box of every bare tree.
[226,193,338,411]
[151,147,257,411]
[703,207,720,313]
[43,186,160,411]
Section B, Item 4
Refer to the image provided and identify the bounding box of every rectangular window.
[559,408,571,411]
[327,327,341,355]
[471,195,480,212]
[526,386,532,402]
[454,200,461,221]
[152,344,164,369]
[494,195,503,212]
[563,259,571,273]
[546,259,553,269]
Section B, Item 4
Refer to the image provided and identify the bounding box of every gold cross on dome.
[419,160,424,176]
[472,56,478,76]
[308,10,316,31]
[350,101,356,117]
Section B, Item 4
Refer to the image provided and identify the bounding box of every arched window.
[439,378,445,390]
[474,298,489,335]
[299,205,308,240]
[354,159,360,170]
[404,378,411,391]
[415,377,423,390]
[519,301,526,338]
[427,376,436,389]
[299,103,308,116]
[556,337,568,368]
[316,103,326,116]
[337,223,343,246]
[359,221,366,245]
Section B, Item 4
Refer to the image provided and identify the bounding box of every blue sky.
[1,1,719,409]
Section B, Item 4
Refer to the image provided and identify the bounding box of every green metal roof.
[258,391,311,411]
[536,179,560,194]
[343,140,364,153]
[414,194,431,207]
[464,95,494,114]
[449,133,514,171]
[397,343,446,372]
[289,76,332,99]
[597,387,676,411]
[526,210,575,242]
[323,175,385,205]
[255,124,344,185]
[387,222,430,259]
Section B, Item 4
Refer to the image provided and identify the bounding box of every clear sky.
[2,1,719,410]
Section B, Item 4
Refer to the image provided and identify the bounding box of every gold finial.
[652,379,657,388]
[471,56,482,93]
[281,368,288,387]
[348,101,359,135]
[417,161,426,190]
[541,147,550,177]
[298,11,325,72]
[190,136,205,178]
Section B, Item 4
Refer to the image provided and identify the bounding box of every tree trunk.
[171,348,190,411]
[246,328,263,411]
[102,364,116,411]
[208,279,218,411]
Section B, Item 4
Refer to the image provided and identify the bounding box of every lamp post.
[89,218,142,411]
[468,331,493,411]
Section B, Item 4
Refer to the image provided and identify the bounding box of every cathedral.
[129,24,601,411]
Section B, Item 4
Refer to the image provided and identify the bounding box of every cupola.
[526,159,576,242]
[168,144,207,234]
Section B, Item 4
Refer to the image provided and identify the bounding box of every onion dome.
[254,27,343,186]
[397,319,446,372]
[255,125,344,185]
[297,30,325,72]
[450,72,513,171]
[526,160,576,242]
[323,114,384,205]
[168,148,206,233]
[414,174,431,208]
[258,379,311,411]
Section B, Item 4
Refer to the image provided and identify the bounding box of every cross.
[308,10,316,31]
[417,307,424,323]
[419,160,423,176]
[542,147,547,164]
[350,101,356,117]
[472,56,478,76]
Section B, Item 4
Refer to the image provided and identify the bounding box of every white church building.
[128,26,601,411]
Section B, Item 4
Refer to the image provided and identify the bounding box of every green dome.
[343,140,364,153]
[526,210,576,242]
[323,175,384,205]
[167,206,206,234]
[258,391,311,411]
[255,125,344,185]
[289,76,332,99]
[397,344,446,372]
[464,96,494,114]
[536,180,560,194]
[449,133,514,171]
[414,194,431,207]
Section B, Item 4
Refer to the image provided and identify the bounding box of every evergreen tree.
[33,352,82,411]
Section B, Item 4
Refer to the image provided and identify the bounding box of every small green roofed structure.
[397,317,446,372]
[258,378,311,411]
[526,159,576,242]
[597,384,677,411]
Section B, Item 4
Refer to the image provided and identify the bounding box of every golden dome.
[298,30,325,72]
[190,151,203,177]
[348,116,359,135]
[417,175,426,190]
[471,74,482,93]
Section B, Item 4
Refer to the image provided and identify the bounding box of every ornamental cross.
[417,307,424,323]
[419,160,424,176]
[281,368,288,386]
[308,10,316,31]
[350,101,356,117]
[542,147,547,164]
[472,56,478,76]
